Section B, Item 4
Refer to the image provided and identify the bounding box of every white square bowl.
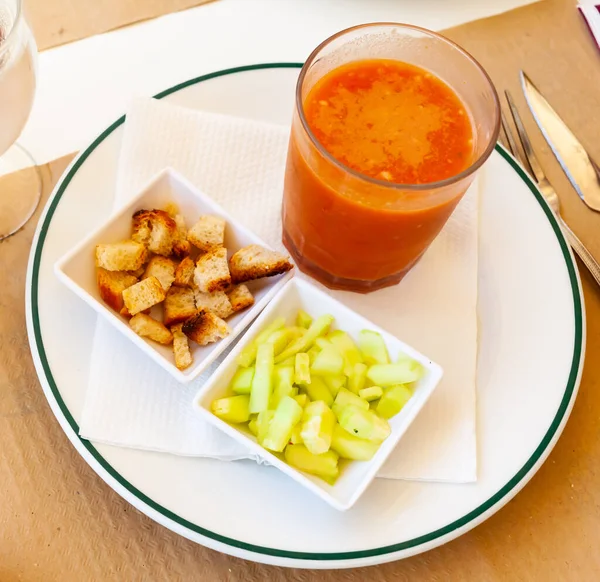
[194,278,443,511]
[54,167,293,384]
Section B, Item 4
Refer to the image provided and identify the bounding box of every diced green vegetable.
[332,387,369,419]
[300,401,336,455]
[315,337,332,350]
[275,314,334,363]
[366,361,422,387]
[278,356,296,367]
[262,396,303,452]
[265,329,293,356]
[249,343,274,414]
[310,346,344,376]
[294,393,308,408]
[348,362,368,394]
[306,345,321,365]
[248,417,258,436]
[376,384,413,419]
[271,372,297,409]
[331,424,379,460]
[211,395,251,424]
[338,405,391,443]
[284,445,339,480]
[296,310,313,329]
[323,374,346,398]
[256,410,275,444]
[295,352,311,385]
[358,330,390,365]
[328,330,363,375]
[290,423,303,445]
[359,386,383,402]
[237,316,286,367]
[230,367,255,394]
[301,376,333,407]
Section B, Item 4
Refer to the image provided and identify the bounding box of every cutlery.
[502,89,600,286]
[520,70,600,212]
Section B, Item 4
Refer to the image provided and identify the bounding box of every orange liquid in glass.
[283,59,474,289]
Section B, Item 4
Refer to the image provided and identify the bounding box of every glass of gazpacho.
[282,23,500,292]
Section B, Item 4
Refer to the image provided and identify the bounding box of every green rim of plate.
[30,63,583,561]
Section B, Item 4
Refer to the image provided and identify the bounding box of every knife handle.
[558,216,600,287]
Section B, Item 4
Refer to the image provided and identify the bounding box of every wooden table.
[2,0,600,579]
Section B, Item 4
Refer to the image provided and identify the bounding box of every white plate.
[25,64,585,568]
[54,166,292,383]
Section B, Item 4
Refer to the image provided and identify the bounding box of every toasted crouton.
[163,286,197,327]
[172,214,191,259]
[174,256,195,287]
[194,246,231,293]
[188,215,226,252]
[164,202,179,218]
[229,245,293,283]
[122,276,166,316]
[194,290,234,319]
[182,310,230,346]
[143,256,176,292]
[95,240,147,272]
[132,209,178,256]
[127,267,146,278]
[97,269,138,312]
[129,313,173,345]
[171,324,193,370]
[227,284,255,313]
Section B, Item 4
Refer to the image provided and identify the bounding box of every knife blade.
[520,70,600,212]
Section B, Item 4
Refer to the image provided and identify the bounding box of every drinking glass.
[0,0,39,240]
[282,23,500,292]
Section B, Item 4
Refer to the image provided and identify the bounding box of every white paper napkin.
[80,98,478,483]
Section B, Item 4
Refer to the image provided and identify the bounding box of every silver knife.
[520,70,600,212]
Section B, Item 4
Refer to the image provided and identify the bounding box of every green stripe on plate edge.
[30,63,583,561]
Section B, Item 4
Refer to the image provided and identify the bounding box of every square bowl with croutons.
[54,167,294,383]
[194,278,443,511]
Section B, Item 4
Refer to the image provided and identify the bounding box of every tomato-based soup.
[282,59,475,289]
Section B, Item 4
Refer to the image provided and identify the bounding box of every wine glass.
[0,0,40,240]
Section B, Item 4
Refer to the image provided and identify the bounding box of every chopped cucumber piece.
[359,386,383,402]
[262,396,303,453]
[256,410,275,444]
[301,376,333,407]
[275,314,334,363]
[278,356,296,367]
[271,378,297,409]
[366,361,422,387]
[338,405,391,442]
[358,330,390,365]
[295,352,311,385]
[275,365,295,388]
[290,423,303,445]
[284,445,339,480]
[348,362,368,394]
[293,393,308,408]
[376,384,413,419]
[310,346,344,376]
[306,345,321,365]
[249,343,274,414]
[248,417,259,436]
[332,387,369,419]
[315,337,332,350]
[331,424,379,460]
[300,401,336,455]
[328,330,363,375]
[230,367,255,394]
[237,316,286,367]
[323,374,346,398]
[296,310,313,329]
[265,329,293,356]
[211,395,251,424]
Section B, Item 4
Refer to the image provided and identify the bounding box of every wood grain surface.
[2,0,600,580]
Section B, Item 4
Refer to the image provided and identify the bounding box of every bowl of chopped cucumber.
[193,277,443,511]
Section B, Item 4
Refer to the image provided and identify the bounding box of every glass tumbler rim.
[0,0,23,57]
[295,22,501,192]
